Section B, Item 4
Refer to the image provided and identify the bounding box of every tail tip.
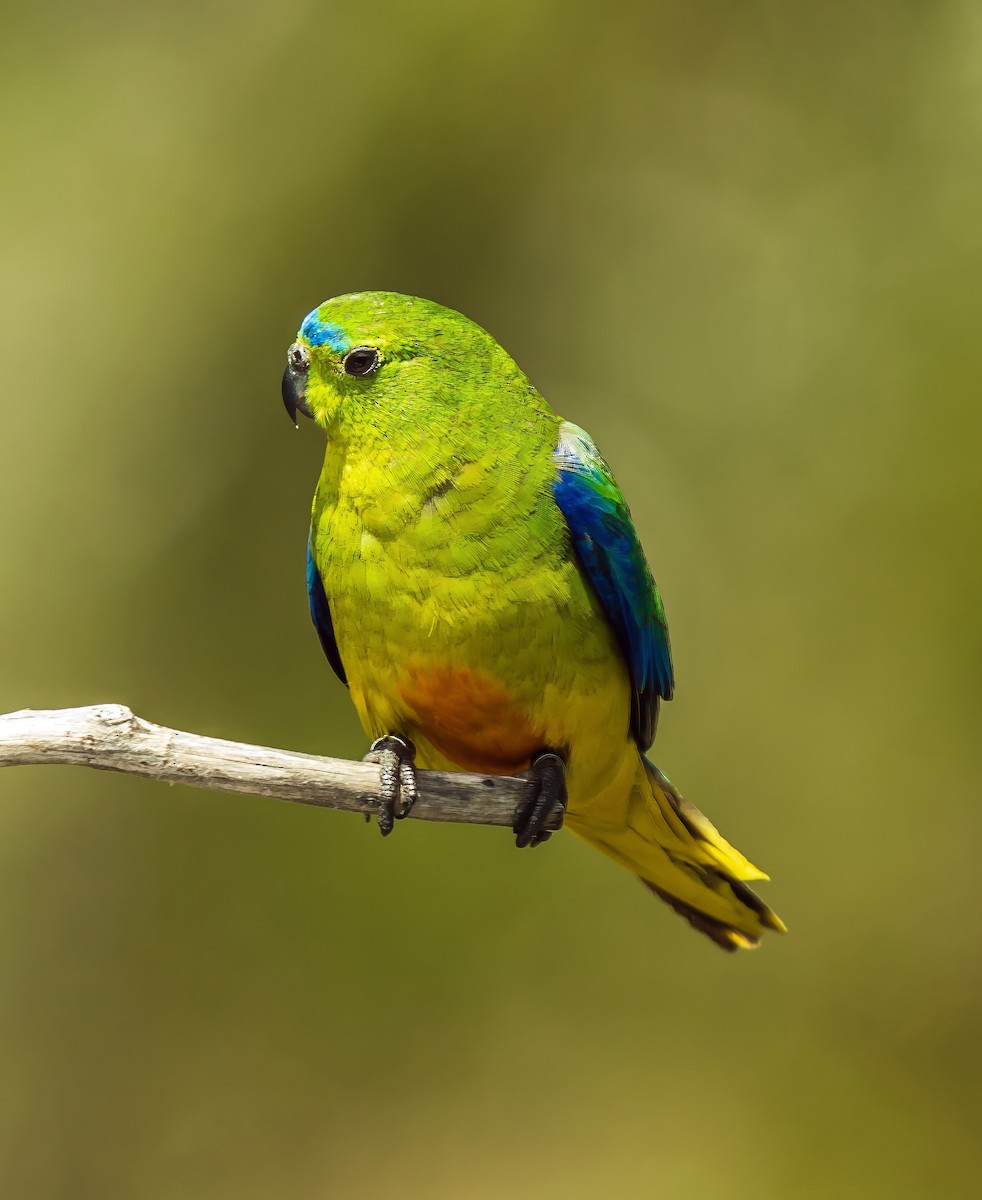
[641,878,787,951]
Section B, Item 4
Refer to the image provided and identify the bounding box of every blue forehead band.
[300,311,348,353]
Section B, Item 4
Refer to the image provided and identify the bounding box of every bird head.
[281,291,507,432]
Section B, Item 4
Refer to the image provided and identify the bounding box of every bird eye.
[288,343,309,373]
[342,347,381,377]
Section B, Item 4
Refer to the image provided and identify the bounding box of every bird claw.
[514,751,567,848]
[363,735,418,836]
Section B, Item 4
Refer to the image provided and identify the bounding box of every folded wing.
[552,422,674,749]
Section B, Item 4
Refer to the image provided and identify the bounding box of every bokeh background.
[2,2,980,1196]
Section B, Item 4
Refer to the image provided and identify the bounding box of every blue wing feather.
[307,536,347,686]
[552,423,674,749]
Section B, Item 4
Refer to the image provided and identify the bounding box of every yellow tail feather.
[569,756,786,951]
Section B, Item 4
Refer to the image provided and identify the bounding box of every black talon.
[514,751,567,849]
[363,735,418,836]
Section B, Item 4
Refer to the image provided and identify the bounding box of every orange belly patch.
[398,662,542,774]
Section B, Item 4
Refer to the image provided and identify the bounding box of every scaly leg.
[513,751,567,849]
[363,735,418,836]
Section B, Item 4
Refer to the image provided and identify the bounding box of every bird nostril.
[289,343,310,373]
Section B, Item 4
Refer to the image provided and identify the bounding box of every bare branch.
[0,704,547,829]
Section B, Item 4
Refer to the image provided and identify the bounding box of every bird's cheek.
[306,381,343,431]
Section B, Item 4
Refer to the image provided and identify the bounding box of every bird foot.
[363,735,418,836]
[514,751,567,848]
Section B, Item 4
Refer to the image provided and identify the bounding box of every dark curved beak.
[281,367,310,424]
[282,342,312,424]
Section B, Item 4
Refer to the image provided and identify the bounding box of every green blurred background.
[2,1,980,1196]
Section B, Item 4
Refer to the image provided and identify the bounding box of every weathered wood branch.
[0,704,550,829]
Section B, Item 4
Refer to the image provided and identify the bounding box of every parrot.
[281,291,785,950]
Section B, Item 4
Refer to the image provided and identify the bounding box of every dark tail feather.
[641,876,784,951]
